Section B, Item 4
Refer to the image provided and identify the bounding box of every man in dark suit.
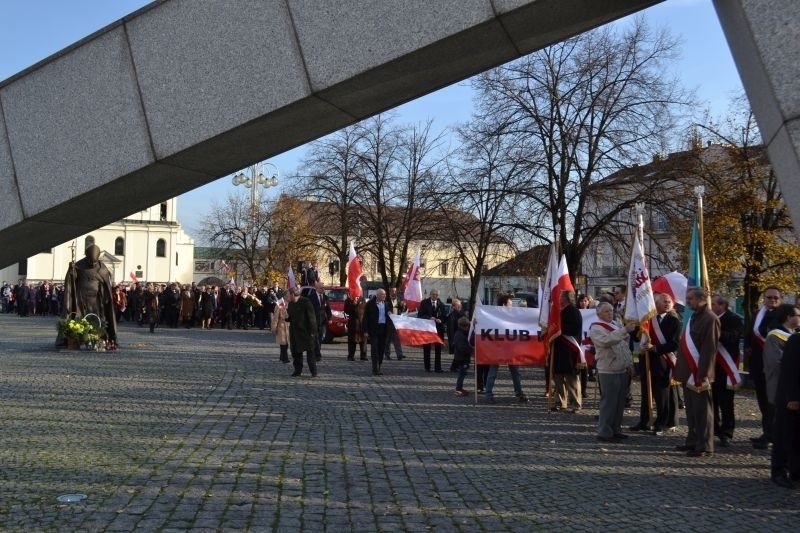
[747,286,782,449]
[771,332,800,488]
[675,287,721,457]
[418,289,447,372]
[363,289,391,376]
[308,281,331,362]
[636,292,682,434]
[711,294,744,447]
[446,298,467,371]
[552,290,583,411]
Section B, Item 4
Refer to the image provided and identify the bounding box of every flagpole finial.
[635,202,645,216]
[693,185,705,198]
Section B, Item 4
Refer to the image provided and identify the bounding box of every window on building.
[160,203,168,221]
[114,237,124,256]
[156,238,166,257]
[176,252,179,266]
[85,235,95,250]
[439,262,448,276]
[653,214,669,232]
[461,262,468,276]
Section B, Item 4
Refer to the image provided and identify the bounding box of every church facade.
[0,199,195,285]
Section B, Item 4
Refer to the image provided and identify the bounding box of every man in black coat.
[771,332,800,488]
[635,293,682,433]
[446,298,467,371]
[747,286,782,449]
[308,281,331,361]
[362,289,391,376]
[418,289,447,372]
[711,294,744,446]
[552,290,583,411]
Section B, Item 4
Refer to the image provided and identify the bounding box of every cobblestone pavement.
[0,313,797,531]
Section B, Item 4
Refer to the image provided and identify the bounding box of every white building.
[0,199,195,285]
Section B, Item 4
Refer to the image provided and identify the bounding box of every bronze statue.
[61,244,118,347]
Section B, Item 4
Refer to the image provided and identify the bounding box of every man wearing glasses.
[747,286,783,450]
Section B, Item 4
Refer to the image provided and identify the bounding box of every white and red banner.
[129,272,138,283]
[389,314,444,346]
[473,306,599,367]
[220,260,232,273]
[651,271,688,306]
[347,242,364,299]
[287,265,296,289]
[402,250,423,312]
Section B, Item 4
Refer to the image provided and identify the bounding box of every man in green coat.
[286,287,318,377]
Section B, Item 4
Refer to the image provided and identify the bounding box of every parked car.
[300,285,350,342]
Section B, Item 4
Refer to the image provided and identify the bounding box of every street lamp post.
[231,162,279,284]
[232,162,280,219]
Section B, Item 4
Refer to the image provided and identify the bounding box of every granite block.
[126,0,310,160]
[765,119,800,235]
[289,0,495,92]
[1,26,153,220]
[0,103,24,229]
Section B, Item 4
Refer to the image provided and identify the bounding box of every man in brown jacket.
[675,287,721,457]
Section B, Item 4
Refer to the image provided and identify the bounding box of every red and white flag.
[544,254,574,345]
[347,242,364,298]
[403,250,423,312]
[129,272,138,283]
[220,260,232,273]
[389,314,444,346]
[287,265,296,289]
[651,271,688,306]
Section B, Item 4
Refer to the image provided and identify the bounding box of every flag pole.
[546,224,560,411]
[634,203,654,427]
[694,186,710,292]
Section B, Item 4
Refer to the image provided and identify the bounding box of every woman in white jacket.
[590,302,637,443]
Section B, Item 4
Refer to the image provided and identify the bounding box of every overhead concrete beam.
[0,0,660,267]
[714,0,800,235]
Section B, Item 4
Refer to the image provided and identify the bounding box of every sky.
[0,0,744,240]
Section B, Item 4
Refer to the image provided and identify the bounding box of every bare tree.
[201,192,272,284]
[472,17,693,278]
[355,117,449,287]
[429,117,531,311]
[295,125,366,285]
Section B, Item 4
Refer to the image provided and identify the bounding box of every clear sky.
[1,0,743,239]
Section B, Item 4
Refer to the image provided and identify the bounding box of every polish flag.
[129,272,138,283]
[287,265,296,289]
[220,260,231,273]
[389,314,444,346]
[347,242,363,298]
[403,250,423,312]
[651,271,688,306]
[544,254,574,345]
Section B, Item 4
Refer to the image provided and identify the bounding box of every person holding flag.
[675,189,721,457]
[622,205,660,432]
[551,289,583,412]
[635,293,682,435]
[590,302,637,443]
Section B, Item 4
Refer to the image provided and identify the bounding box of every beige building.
[0,199,194,285]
